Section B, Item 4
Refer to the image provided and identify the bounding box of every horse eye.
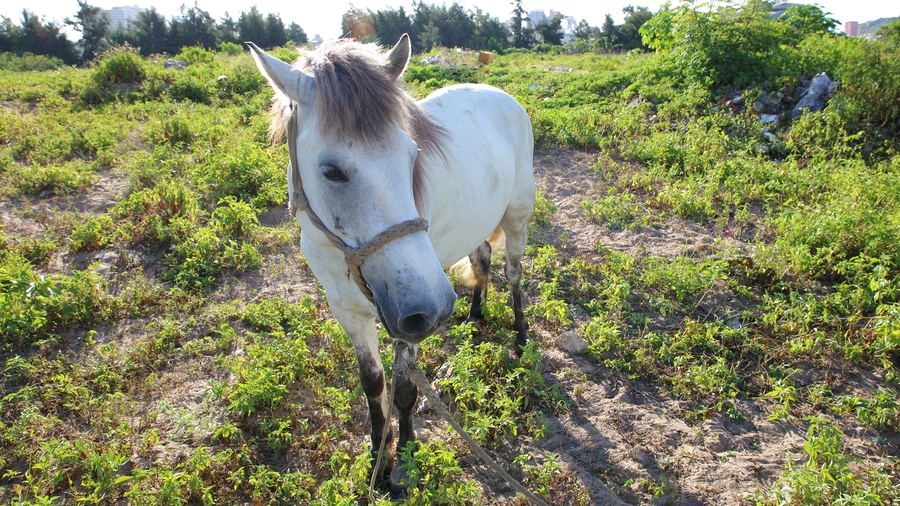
[322,165,347,182]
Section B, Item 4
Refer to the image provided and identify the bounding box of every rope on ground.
[367,346,398,504]
[393,343,551,506]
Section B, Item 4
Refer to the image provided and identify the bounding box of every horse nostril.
[398,313,432,336]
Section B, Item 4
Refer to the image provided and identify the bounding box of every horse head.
[248,35,457,344]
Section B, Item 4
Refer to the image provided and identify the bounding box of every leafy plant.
[93,44,147,85]
[219,42,243,56]
[582,188,651,230]
[530,188,556,226]
[756,418,900,505]
[395,441,480,503]
[69,215,116,253]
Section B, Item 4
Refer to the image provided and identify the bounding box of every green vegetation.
[2,0,900,503]
[0,3,307,66]
[754,418,900,504]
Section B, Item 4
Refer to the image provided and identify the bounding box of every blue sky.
[2,1,897,42]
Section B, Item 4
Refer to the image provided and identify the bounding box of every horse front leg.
[389,342,419,496]
[329,304,394,486]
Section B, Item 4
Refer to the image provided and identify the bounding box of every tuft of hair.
[486,225,506,252]
[268,92,293,145]
[302,39,410,143]
[449,226,506,288]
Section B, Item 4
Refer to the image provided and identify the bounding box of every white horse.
[248,34,535,492]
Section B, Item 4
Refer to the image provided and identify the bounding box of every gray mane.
[269,39,445,211]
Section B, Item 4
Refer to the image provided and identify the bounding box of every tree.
[369,6,412,46]
[442,3,475,48]
[286,22,307,45]
[638,0,827,87]
[239,6,266,47]
[510,0,533,48]
[779,4,838,36]
[535,14,564,45]
[341,6,375,42]
[187,5,217,49]
[65,0,109,62]
[264,13,287,48]
[166,14,184,54]
[600,13,619,50]
[132,7,168,55]
[574,19,594,41]
[411,3,445,51]
[619,5,652,49]
[217,13,239,45]
[877,18,900,46]
[472,8,508,50]
[168,4,217,51]
[1,16,21,53]
[419,21,442,51]
[18,10,78,63]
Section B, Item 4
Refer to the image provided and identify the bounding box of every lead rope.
[286,102,428,306]
[367,347,398,504]
[392,341,551,506]
[285,105,547,506]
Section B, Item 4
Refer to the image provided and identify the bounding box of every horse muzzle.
[362,239,458,344]
[375,292,456,344]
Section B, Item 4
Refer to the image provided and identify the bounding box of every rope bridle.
[286,101,428,306]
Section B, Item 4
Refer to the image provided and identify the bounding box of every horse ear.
[385,33,411,80]
[246,41,310,101]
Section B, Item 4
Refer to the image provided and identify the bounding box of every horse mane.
[268,38,446,212]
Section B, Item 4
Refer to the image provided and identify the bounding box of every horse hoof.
[369,451,395,489]
[388,464,411,499]
[513,333,530,354]
[463,316,483,329]
[389,440,423,499]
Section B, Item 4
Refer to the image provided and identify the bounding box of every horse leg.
[389,343,419,496]
[465,240,492,324]
[329,305,394,486]
[501,214,531,350]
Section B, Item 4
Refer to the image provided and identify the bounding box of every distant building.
[529,10,546,27]
[310,34,324,46]
[562,16,577,44]
[844,21,860,37]
[104,5,140,31]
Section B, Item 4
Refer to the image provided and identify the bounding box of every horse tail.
[487,225,505,252]
[450,226,505,288]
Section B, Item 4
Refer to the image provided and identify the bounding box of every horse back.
[418,84,535,266]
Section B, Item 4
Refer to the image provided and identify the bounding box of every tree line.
[0,0,654,66]
[344,1,653,53]
[0,1,307,64]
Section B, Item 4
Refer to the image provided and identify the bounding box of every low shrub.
[0,252,110,350]
[0,52,65,72]
[177,46,216,66]
[92,44,146,85]
[219,42,243,56]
